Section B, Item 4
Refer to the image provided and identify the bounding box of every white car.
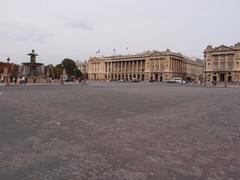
[167,77,186,84]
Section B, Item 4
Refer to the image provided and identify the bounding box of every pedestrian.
[22,76,25,85]
[14,77,17,84]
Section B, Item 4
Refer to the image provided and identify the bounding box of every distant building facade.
[184,57,204,82]
[76,60,88,73]
[204,43,240,83]
[88,50,203,81]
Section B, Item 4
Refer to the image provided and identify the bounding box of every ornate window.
[220,55,225,61]
[228,55,234,61]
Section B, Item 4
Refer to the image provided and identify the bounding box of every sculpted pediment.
[89,57,102,62]
[148,51,164,57]
[210,45,234,52]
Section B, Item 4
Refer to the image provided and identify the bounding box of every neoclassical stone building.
[184,58,204,82]
[204,43,240,83]
[88,50,203,81]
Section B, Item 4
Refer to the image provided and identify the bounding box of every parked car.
[149,79,158,83]
[166,79,178,84]
[130,78,141,83]
[166,77,186,84]
[118,79,128,82]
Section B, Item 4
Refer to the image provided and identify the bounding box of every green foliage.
[55,64,63,71]
[53,64,64,78]
[62,58,76,76]
[75,69,83,78]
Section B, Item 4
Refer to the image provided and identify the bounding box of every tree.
[75,69,83,78]
[62,58,76,76]
[54,64,64,79]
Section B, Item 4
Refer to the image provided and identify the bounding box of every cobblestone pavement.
[0,82,240,180]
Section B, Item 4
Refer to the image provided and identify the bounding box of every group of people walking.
[0,76,27,85]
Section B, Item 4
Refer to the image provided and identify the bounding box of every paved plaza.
[0,82,240,180]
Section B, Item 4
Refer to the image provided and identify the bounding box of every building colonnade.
[104,60,146,80]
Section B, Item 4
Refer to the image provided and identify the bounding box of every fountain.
[21,49,44,83]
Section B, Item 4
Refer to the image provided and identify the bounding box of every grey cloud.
[0,22,51,43]
[66,19,93,30]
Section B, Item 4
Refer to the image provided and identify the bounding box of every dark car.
[149,79,158,83]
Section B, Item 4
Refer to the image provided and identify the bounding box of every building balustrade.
[212,67,233,71]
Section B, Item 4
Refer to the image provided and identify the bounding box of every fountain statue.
[21,49,44,83]
[22,49,44,77]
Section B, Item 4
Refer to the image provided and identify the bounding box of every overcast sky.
[0,0,239,64]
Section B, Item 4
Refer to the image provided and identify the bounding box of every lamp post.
[5,57,10,86]
[204,71,207,86]
[224,72,227,88]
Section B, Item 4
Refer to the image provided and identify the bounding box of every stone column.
[133,61,135,73]
[129,61,131,73]
[159,59,161,72]
[112,62,115,74]
[218,55,220,70]
[118,62,120,73]
[111,62,113,74]
[177,59,179,74]
[128,61,130,73]
[136,61,139,73]
[125,61,127,73]
[122,61,124,73]
[132,61,133,74]
[114,62,116,74]
[119,62,121,73]
[225,55,228,70]
[113,62,115,79]
[128,61,130,79]
[174,59,176,73]
[96,62,98,74]
[170,59,172,72]
[173,59,175,72]
[153,60,156,72]
[170,59,172,71]
[176,60,178,73]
